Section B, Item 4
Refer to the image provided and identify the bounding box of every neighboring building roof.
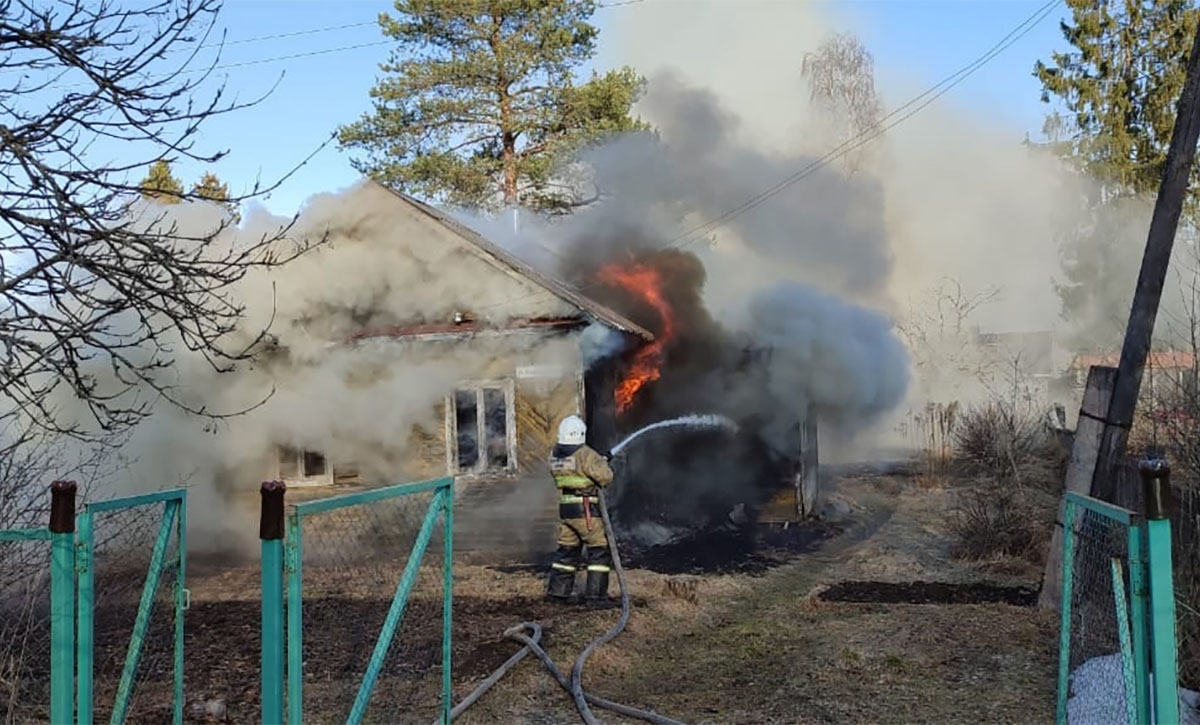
[373,181,654,341]
[1070,350,1197,370]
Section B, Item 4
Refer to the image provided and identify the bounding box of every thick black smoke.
[570,246,851,544]
[461,74,911,543]
[579,72,894,304]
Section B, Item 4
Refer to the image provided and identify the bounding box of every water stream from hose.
[609,414,739,457]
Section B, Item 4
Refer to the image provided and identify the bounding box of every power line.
[204,40,392,72]
[39,39,394,91]
[0,19,384,76]
[200,21,378,50]
[665,0,1061,249]
[32,0,651,90]
[194,0,646,52]
[471,0,1062,313]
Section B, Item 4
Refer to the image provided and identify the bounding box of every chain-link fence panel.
[81,492,186,725]
[284,479,452,724]
[0,531,52,724]
[1057,494,1147,725]
[75,492,184,725]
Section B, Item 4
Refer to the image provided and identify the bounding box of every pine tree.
[191,171,229,203]
[1034,0,1200,338]
[1036,0,1199,193]
[140,159,184,204]
[191,171,239,220]
[337,0,649,212]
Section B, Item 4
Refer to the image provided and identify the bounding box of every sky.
[163,0,1070,217]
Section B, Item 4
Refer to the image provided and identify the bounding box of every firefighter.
[546,414,615,604]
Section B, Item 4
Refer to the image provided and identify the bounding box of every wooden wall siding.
[405,409,448,481]
[515,377,582,469]
[516,396,550,470]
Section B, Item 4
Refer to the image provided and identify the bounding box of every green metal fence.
[0,481,186,724]
[260,476,454,725]
[77,489,188,724]
[1057,475,1179,724]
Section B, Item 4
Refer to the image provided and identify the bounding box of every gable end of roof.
[370,181,654,341]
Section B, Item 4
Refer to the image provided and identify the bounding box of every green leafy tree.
[191,171,239,220]
[338,0,649,212]
[140,159,184,204]
[1034,0,1200,338]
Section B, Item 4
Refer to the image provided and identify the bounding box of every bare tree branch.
[0,0,326,442]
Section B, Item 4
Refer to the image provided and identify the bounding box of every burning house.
[562,246,826,548]
[246,182,823,559]
[250,182,657,555]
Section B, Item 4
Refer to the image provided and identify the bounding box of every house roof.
[372,182,654,341]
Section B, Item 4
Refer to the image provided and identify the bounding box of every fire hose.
[435,489,685,725]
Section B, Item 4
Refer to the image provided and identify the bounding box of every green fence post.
[50,480,77,725]
[1110,559,1137,725]
[284,508,303,725]
[441,479,453,725]
[76,508,95,725]
[1055,497,1077,725]
[174,492,187,725]
[261,481,286,725]
[1127,517,1151,724]
[1140,458,1179,724]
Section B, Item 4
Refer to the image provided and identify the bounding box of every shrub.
[954,402,1060,486]
[949,485,1052,564]
[1174,483,1200,690]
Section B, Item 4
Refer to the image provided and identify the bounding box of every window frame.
[275,445,335,488]
[445,378,518,479]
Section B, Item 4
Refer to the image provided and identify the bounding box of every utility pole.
[1090,19,1200,502]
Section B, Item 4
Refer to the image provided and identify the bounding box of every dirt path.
[454,477,1057,724]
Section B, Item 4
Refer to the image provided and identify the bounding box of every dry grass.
[902,402,959,487]
[595,562,1055,725]
[450,477,1057,724]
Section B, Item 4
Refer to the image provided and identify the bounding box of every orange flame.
[596,262,675,413]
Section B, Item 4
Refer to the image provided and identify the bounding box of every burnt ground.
[819,580,1040,607]
[491,519,842,577]
[619,520,842,575]
[5,475,1060,724]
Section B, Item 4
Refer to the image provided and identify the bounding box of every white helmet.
[557,415,586,445]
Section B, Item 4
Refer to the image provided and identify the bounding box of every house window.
[277,446,334,487]
[447,380,516,476]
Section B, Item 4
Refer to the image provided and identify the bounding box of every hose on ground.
[568,489,634,724]
[435,490,684,725]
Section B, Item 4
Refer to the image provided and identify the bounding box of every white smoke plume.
[20,184,583,555]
